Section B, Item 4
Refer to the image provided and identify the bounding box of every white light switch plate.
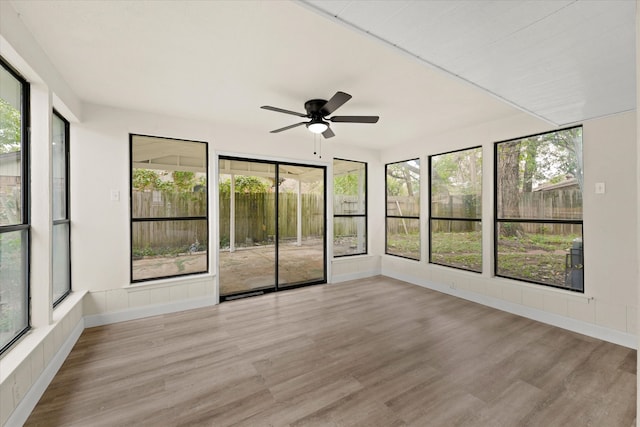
[110,190,120,201]
[595,182,606,194]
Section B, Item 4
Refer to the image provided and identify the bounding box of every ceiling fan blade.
[270,122,307,133]
[322,127,335,139]
[261,105,307,118]
[319,91,352,116]
[329,115,379,123]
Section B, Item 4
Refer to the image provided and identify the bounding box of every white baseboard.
[84,296,216,328]
[385,270,637,349]
[5,318,85,427]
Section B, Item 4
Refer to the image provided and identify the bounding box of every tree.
[133,168,205,193]
[431,148,482,220]
[518,128,583,193]
[0,98,21,154]
[219,175,270,194]
[497,127,583,237]
[132,169,162,191]
[386,161,420,197]
[432,149,481,196]
[548,127,583,191]
[172,171,196,192]
[521,139,538,193]
[334,172,358,195]
[497,141,522,236]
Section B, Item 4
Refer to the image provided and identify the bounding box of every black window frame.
[333,158,368,258]
[385,158,421,260]
[52,109,71,307]
[494,125,584,292]
[0,56,31,355]
[429,146,482,273]
[218,155,328,301]
[129,134,209,283]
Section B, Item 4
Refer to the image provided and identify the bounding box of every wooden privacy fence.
[133,188,581,249]
[431,194,480,233]
[134,191,325,249]
[132,191,206,218]
[219,193,324,247]
[519,189,582,220]
[387,196,420,235]
[430,189,582,235]
[334,195,365,215]
[333,195,365,237]
[132,219,208,250]
[132,191,207,250]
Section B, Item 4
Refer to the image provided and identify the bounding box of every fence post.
[230,175,236,252]
[297,179,302,246]
[396,200,409,235]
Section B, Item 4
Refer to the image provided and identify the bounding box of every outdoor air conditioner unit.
[565,238,584,290]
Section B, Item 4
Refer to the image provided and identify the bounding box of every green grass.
[431,253,482,272]
[429,230,581,288]
[431,231,482,271]
[431,231,482,253]
[387,232,420,259]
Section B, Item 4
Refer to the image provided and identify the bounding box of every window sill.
[126,273,215,292]
[1,291,85,383]
[332,254,373,262]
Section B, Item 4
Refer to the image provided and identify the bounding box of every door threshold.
[223,291,265,301]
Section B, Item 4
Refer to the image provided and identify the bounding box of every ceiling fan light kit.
[307,120,329,134]
[261,91,379,139]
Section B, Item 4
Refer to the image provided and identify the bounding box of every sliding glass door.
[277,164,325,287]
[218,157,325,299]
[218,158,276,297]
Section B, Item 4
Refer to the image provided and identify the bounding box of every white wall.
[72,103,384,323]
[379,110,637,347]
[635,0,639,419]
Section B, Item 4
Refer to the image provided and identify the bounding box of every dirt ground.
[219,240,324,296]
[132,253,207,281]
[131,240,327,295]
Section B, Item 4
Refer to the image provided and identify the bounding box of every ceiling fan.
[261,91,379,139]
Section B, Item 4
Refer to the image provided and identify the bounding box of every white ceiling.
[304,0,636,126]
[7,0,635,151]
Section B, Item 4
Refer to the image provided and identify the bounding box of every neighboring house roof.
[0,151,20,177]
[533,177,578,192]
[0,151,20,160]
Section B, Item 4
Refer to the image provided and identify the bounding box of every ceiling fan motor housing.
[304,99,328,116]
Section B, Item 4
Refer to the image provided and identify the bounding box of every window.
[52,111,71,305]
[386,159,420,260]
[333,159,367,257]
[0,58,29,354]
[430,147,482,272]
[130,134,208,282]
[495,126,583,291]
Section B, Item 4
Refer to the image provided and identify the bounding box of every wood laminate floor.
[26,276,636,426]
